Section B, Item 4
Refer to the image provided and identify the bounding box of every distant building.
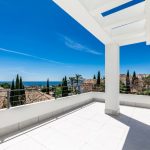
[80,79,96,92]
[137,74,149,79]
[120,74,135,84]
[25,90,52,104]
[0,87,4,90]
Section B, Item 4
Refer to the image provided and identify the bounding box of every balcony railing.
[0,85,101,109]
[1,83,149,110]
[0,88,53,109]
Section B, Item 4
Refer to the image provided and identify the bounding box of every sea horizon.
[0,81,62,87]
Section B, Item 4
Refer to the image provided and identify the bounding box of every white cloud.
[0,47,64,65]
[60,35,103,55]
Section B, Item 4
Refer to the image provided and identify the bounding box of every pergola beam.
[80,0,112,11]
[112,20,145,37]
[53,0,113,45]
[111,19,146,46]
[117,34,146,46]
[90,0,131,14]
[103,2,145,29]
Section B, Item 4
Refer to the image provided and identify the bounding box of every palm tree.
[69,77,75,93]
[75,74,82,94]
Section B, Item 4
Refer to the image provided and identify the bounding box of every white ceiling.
[53,0,150,46]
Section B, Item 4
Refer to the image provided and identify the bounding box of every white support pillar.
[105,43,120,115]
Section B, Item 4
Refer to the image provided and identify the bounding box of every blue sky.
[0,0,149,81]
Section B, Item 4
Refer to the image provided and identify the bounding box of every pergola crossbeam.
[53,0,147,46]
[89,0,131,14]
[112,20,145,37]
[53,0,113,44]
[103,1,145,29]
[117,34,146,46]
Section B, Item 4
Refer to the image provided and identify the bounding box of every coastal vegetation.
[62,76,68,97]
[0,82,10,89]
[96,71,101,86]
[120,71,150,95]
[93,75,96,80]
[126,70,131,94]
[0,71,149,108]
[46,78,50,94]
[10,74,26,106]
[0,71,150,109]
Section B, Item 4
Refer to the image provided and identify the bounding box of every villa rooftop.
[0,0,150,149]
[1,102,150,150]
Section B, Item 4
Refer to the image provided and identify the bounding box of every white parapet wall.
[92,92,150,108]
[0,92,93,139]
[0,92,150,140]
[119,93,150,108]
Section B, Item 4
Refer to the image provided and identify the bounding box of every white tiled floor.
[1,102,150,150]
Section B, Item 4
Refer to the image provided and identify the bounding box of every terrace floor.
[1,102,150,150]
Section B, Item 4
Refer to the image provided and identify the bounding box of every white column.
[105,43,120,115]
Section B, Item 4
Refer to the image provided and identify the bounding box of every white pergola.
[53,0,150,115]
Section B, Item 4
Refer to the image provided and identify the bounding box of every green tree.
[0,82,10,89]
[126,70,131,94]
[62,76,68,97]
[10,80,15,106]
[46,78,50,94]
[97,71,101,86]
[10,75,25,106]
[132,71,139,91]
[120,81,126,93]
[19,77,23,89]
[20,77,26,104]
[93,75,96,80]
[16,74,20,89]
[13,74,20,105]
[143,75,150,89]
[13,75,26,106]
[132,71,137,85]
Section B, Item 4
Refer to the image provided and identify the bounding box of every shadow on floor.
[112,113,150,150]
